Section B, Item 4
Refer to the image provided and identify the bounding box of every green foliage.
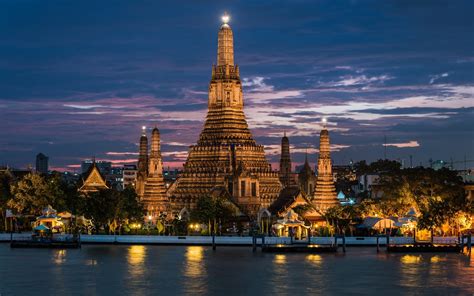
[0,171,14,231]
[8,173,65,216]
[85,188,144,233]
[373,166,470,230]
[324,205,361,235]
[190,195,237,224]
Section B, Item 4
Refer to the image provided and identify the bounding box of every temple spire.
[217,12,234,66]
[312,125,338,211]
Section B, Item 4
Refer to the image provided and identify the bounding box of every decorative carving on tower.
[170,14,281,218]
[312,119,339,212]
[140,127,169,218]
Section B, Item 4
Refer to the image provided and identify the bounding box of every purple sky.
[1,1,473,171]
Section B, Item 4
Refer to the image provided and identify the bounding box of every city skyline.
[1,1,473,171]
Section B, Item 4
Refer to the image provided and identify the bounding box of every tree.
[190,195,237,235]
[8,173,64,216]
[376,167,471,232]
[0,170,14,231]
[85,188,144,234]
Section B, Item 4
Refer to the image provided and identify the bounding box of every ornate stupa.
[139,127,169,217]
[312,119,339,212]
[171,13,281,217]
[279,132,293,188]
[135,126,148,198]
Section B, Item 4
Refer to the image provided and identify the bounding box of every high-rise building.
[169,14,281,218]
[312,121,339,212]
[123,164,137,189]
[35,153,49,174]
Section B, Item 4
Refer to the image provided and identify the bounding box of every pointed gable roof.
[79,162,109,193]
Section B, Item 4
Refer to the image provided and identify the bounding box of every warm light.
[322,117,327,124]
[142,126,146,130]
[148,215,152,221]
[221,13,230,24]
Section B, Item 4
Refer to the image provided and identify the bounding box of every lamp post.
[148,215,152,235]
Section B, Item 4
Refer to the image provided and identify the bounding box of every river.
[0,244,472,295]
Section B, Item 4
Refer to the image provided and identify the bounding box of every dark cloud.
[0,0,472,170]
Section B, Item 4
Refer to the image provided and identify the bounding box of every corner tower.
[136,126,148,197]
[279,132,293,188]
[171,14,281,217]
[312,119,338,212]
[142,127,169,218]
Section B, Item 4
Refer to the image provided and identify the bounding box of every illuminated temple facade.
[169,16,281,218]
[312,123,339,212]
[136,127,169,218]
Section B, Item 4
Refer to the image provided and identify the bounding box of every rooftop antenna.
[384,135,387,160]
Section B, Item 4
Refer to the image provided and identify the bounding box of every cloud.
[383,140,420,148]
[63,104,105,110]
[105,151,139,156]
[429,72,449,84]
[324,74,392,87]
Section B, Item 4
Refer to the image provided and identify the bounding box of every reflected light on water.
[274,254,287,265]
[183,246,207,294]
[127,245,146,277]
[430,255,446,263]
[53,250,67,265]
[184,246,204,278]
[399,254,423,288]
[306,254,322,266]
[400,255,422,264]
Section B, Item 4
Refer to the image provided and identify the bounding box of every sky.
[0,0,473,172]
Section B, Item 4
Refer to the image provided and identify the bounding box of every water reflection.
[274,254,287,265]
[183,246,207,294]
[306,254,322,266]
[127,245,146,277]
[400,255,421,264]
[399,255,424,289]
[53,249,67,265]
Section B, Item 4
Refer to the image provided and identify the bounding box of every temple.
[312,119,339,212]
[169,14,281,218]
[136,127,169,218]
[78,161,109,194]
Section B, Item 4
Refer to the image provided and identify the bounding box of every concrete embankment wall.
[0,233,463,246]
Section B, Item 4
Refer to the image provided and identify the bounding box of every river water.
[0,244,472,295]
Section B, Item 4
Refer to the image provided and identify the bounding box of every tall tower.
[171,13,281,217]
[279,132,293,188]
[135,126,148,197]
[313,119,338,212]
[142,127,169,217]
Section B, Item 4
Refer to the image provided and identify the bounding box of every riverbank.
[0,233,465,246]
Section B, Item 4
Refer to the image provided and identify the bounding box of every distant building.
[36,153,49,174]
[123,164,137,189]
